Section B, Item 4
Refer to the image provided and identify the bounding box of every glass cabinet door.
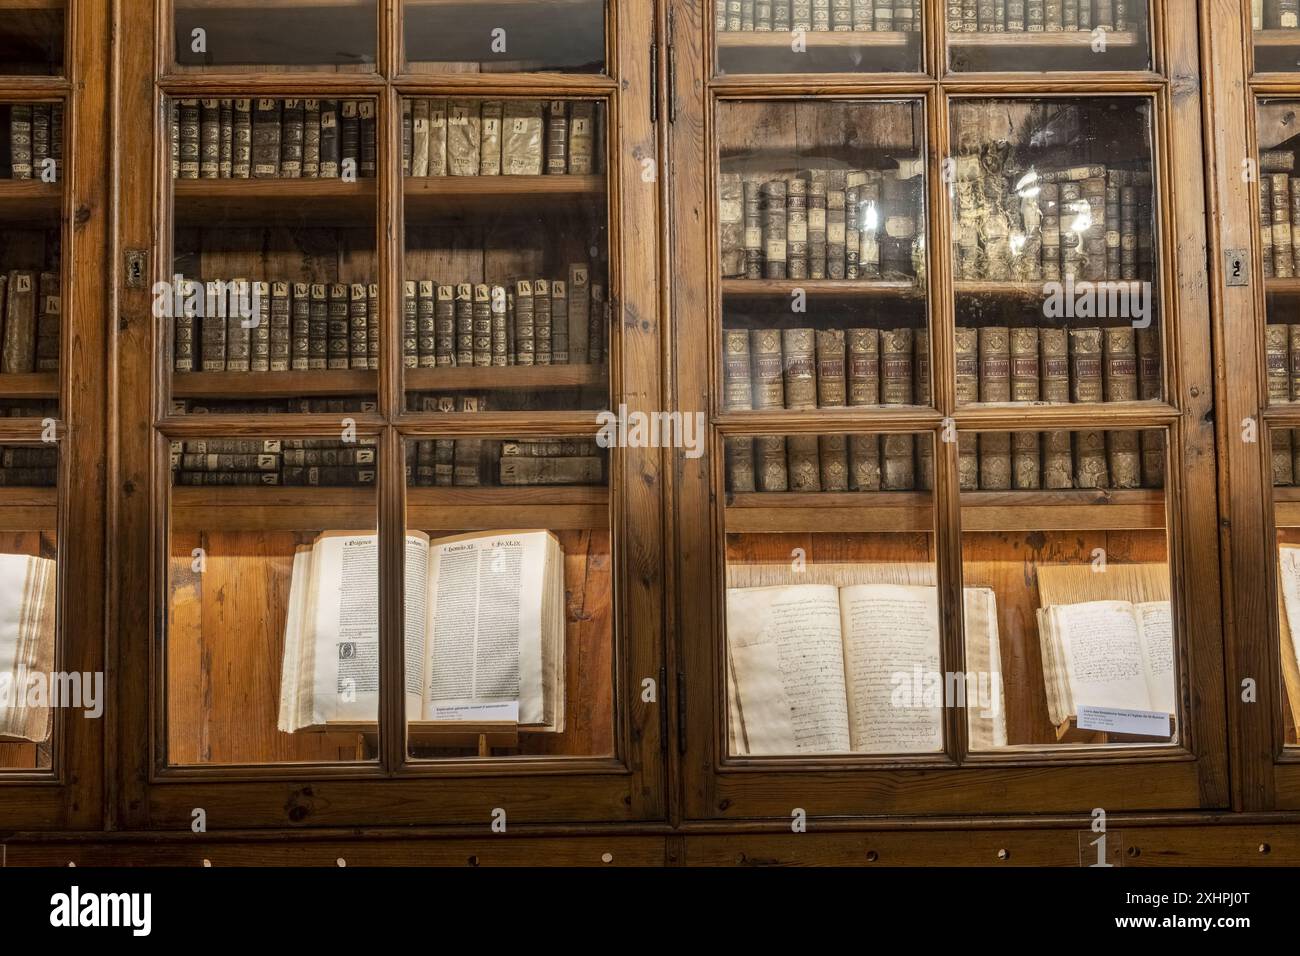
[172,0,377,71]
[714,0,924,74]
[0,1,64,75]
[404,0,606,74]
[673,0,1225,821]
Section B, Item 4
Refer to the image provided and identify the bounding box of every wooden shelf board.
[0,373,58,399]
[954,279,1148,297]
[726,489,1165,534]
[948,30,1138,48]
[1267,278,1300,295]
[0,0,63,9]
[1256,29,1300,47]
[717,30,911,49]
[172,177,375,225]
[722,278,922,298]
[173,369,375,399]
[0,486,56,532]
[171,484,607,532]
[404,174,605,216]
[405,364,606,391]
[0,180,61,223]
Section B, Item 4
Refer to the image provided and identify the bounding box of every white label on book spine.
[1076,705,1170,738]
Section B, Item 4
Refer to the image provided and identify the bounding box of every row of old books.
[726,428,1164,493]
[1265,324,1300,487]
[715,0,919,32]
[170,98,377,180]
[0,446,56,487]
[410,436,605,488]
[401,273,607,368]
[720,168,924,281]
[0,271,58,373]
[1258,151,1300,279]
[946,0,1134,32]
[400,99,599,178]
[953,156,1154,283]
[1254,1,1300,30]
[4,104,63,181]
[170,438,377,487]
[722,325,1159,411]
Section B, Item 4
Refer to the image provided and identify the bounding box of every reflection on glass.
[166,96,379,415]
[718,100,929,410]
[0,443,56,771]
[961,428,1173,751]
[405,0,605,73]
[1273,426,1300,747]
[0,5,64,75]
[1254,2,1300,72]
[950,98,1161,405]
[167,435,377,765]
[404,436,612,759]
[716,0,923,74]
[174,0,376,70]
[1258,101,1300,409]
[402,98,610,412]
[947,1,1151,73]
[725,432,944,756]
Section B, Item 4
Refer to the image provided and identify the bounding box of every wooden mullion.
[157,75,389,96]
[155,413,388,439]
[707,76,937,96]
[392,411,603,436]
[716,409,945,433]
[951,402,1182,430]
[391,74,618,96]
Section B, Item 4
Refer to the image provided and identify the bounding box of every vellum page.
[839,584,943,754]
[726,584,851,754]
[1134,601,1175,715]
[964,587,1007,750]
[276,545,312,732]
[0,554,55,741]
[1278,545,1300,729]
[1050,601,1153,715]
[425,531,548,725]
[306,532,383,726]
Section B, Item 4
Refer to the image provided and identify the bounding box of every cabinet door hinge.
[666,6,677,124]
[650,42,659,125]
[676,670,687,755]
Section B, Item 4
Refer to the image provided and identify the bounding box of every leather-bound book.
[978,326,1010,403]
[816,329,846,407]
[568,264,590,364]
[726,437,756,493]
[533,278,552,366]
[820,435,849,491]
[1074,430,1110,489]
[1068,327,1104,403]
[750,328,785,409]
[480,101,503,176]
[755,435,789,492]
[199,99,219,178]
[233,99,252,178]
[252,98,281,178]
[327,283,350,370]
[723,329,753,411]
[455,283,475,367]
[308,283,328,370]
[787,435,821,492]
[955,327,979,404]
[980,432,1011,490]
[292,281,312,371]
[1010,328,1040,402]
[782,328,817,409]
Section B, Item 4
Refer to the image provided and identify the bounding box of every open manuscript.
[1274,545,1300,731]
[278,530,565,733]
[0,554,56,743]
[725,563,1005,755]
[1035,564,1175,738]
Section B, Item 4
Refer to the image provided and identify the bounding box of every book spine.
[1119,184,1138,280]
[744,180,764,279]
[844,181,860,280]
[302,100,320,178]
[791,0,811,30]
[450,283,471,366]
[480,100,503,176]
[428,282,449,367]
[723,329,753,411]
[1276,0,1300,29]
[545,101,568,175]
[197,281,225,371]
[428,99,448,176]
[503,101,544,176]
[775,0,793,30]
[1042,430,1072,488]
[402,280,418,368]
[963,0,978,31]
[786,435,821,491]
[846,328,880,405]
[788,177,809,280]
[725,437,756,493]
[401,98,412,176]
[225,281,252,372]
[177,100,198,179]
[754,435,788,492]
[269,280,291,372]
[2,271,36,373]
[344,283,367,369]
[340,100,360,177]
[1096,0,1113,29]
[318,100,339,178]
[829,0,850,30]
[1068,327,1104,402]
[35,272,59,372]
[252,98,281,178]
[762,180,788,279]
[359,101,376,178]
[446,100,480,176]
[815,329,846,407]
[28,104,46,177]
[491,284,509,367]
[199,100,219,178]
[1075,430,1109,488]
[955,327,979,404]
[956,432,978,490]
[500,457,603,485]
[826,187,847,279]
[590,282,606,365]
[855,0,874,29]
[880,328,913,406]
[217,99,233,178]
[281,99,304,178]
[291,282,311,371]
[367,283,379,370]
[170,101,180,179]
[1009,327,1040,402]
[1105,173,1122,280]
[1012,431,1040,489]
[1007,0,1025,29]
[978,326,1011,403]
[568,263,590,364]
[513,281,535,365]
[472,283,493,367]
[533,278,552,365]
[914,329,931,406]
[749,328,785,409]
[550,279,568,365]
[979,433,1011,490]
[859,177,881,277]
[327,283,350,369]
[808,178,827,279]
[781,328,817,409]
[411,99,430,177]
[568,101,596,175]
[1103,326,1138,402]
[1026,0,1044,31]
[1039,183,1060,280]
[308,283,328,370]
[250,280,270,371]
[232,99,251,178]
[850,434,880,490]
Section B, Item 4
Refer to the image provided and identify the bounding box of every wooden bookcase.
[10,0,1300,864]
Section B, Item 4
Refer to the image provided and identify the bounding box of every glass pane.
[405,0,605,74]
[167,434,378,765]
[402,97,609,413]
[1257,100,1300,401]
[0,441,57,771]
[166,96,378,415]
[0,101,63,418]
[403,435,613,759]
[1254,3,1300,72]
[173,0,376,71]
[947,1,1151,72]
[0,2,63,75]
[950,98,1161,406]
[1274,426,1300,746]
[719,100,929,412]
[961,427,1173,751]
[724,431,943,756]
[715,1,923,74]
